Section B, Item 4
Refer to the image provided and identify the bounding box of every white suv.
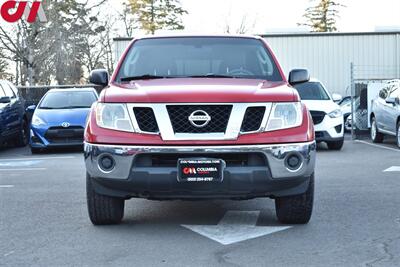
[294,79,344,150]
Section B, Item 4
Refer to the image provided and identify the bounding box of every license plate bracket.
[177,158,225,182]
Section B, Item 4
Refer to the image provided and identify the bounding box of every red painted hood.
[103,78,299,103]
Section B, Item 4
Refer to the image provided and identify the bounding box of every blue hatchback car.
[30,88,98,153]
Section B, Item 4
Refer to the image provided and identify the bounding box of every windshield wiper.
[188,74,236,78]
[120,74,172,82]
[39,107,57,110]
[66,106,91,109]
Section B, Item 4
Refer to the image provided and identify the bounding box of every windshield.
[294,82,331,100]
[39,91,97,109]
[115,37,284,82]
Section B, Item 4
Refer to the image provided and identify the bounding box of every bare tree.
[119,2,138,37]
[224,14,257,34]
[0,0,109,85]
[0,48,8,75]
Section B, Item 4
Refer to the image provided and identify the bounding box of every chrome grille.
[166,105,232,133]
[127,103,272,141]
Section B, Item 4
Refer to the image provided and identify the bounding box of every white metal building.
[113,31,400,96]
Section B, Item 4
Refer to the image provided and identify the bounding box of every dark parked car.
[0,80,29,147]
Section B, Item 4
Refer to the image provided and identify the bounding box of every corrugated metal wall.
[114,39,132,67]
[264,33,400,96]
[113,32,400,96]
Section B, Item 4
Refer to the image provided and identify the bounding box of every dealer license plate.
[177,158,225,182]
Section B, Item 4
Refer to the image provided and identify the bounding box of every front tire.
[275,174,314,224]
[371,117,384,143]
[396,121,400,149]
[327,138,344,150]
[15,119,29,147]
[86,173,125,225]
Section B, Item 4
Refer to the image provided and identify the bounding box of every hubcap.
[397,124,400,148]
[371,120,376,140]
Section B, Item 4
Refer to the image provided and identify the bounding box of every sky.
[114,0,400,35]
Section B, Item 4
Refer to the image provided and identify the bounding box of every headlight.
[95,103,134,132]
[31,115,46,127]
[328,109,342,118]
[265,102,303,131]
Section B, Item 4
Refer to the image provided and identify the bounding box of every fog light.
[99,155,115,172]
[285,154,302,171]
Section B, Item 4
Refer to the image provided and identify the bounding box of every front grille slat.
[167,105,232,133]
[241,107,266,132]
[133,107,159,133]
[134,153,267,168]
[45,126,84,144]
[310,111,326,125]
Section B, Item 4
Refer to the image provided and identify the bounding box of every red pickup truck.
[85,35,316,225]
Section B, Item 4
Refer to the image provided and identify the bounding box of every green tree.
[299,0,344,32]
[128,0,187,34]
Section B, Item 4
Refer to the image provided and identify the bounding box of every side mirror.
[26,105,36,112]
[332,93,343,102]
[0,96,11,104]
[89,69,109,86]
[385,97,396,105]
[288,69,310,85]
[396,97,400,105]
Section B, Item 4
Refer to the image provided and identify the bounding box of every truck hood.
[104,78,298,103]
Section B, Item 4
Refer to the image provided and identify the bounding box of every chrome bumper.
[84,141,316,180]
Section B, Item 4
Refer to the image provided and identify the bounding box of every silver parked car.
[370,80,400,148]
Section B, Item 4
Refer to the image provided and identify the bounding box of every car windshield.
[294,82,331,100]
[39,91,97,109]
[115,37,284,82]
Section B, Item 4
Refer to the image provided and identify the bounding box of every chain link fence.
[350,63,400,139]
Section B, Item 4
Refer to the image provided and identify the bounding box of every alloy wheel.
[397,123,400,148]
[371,120,376,140]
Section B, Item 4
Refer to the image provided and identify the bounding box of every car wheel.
[371,117,384,143]
[344,115,350,132]
[15,119,29,147]
[86,173,125,225]
[397,121,400,149]
[327,138,344,150]
[275,173,314,224]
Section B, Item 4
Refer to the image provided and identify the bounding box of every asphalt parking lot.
[1,137,400,267]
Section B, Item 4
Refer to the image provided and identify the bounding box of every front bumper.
[30,128,84,148]
[314,115,344,142]
[84,141,316,199]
